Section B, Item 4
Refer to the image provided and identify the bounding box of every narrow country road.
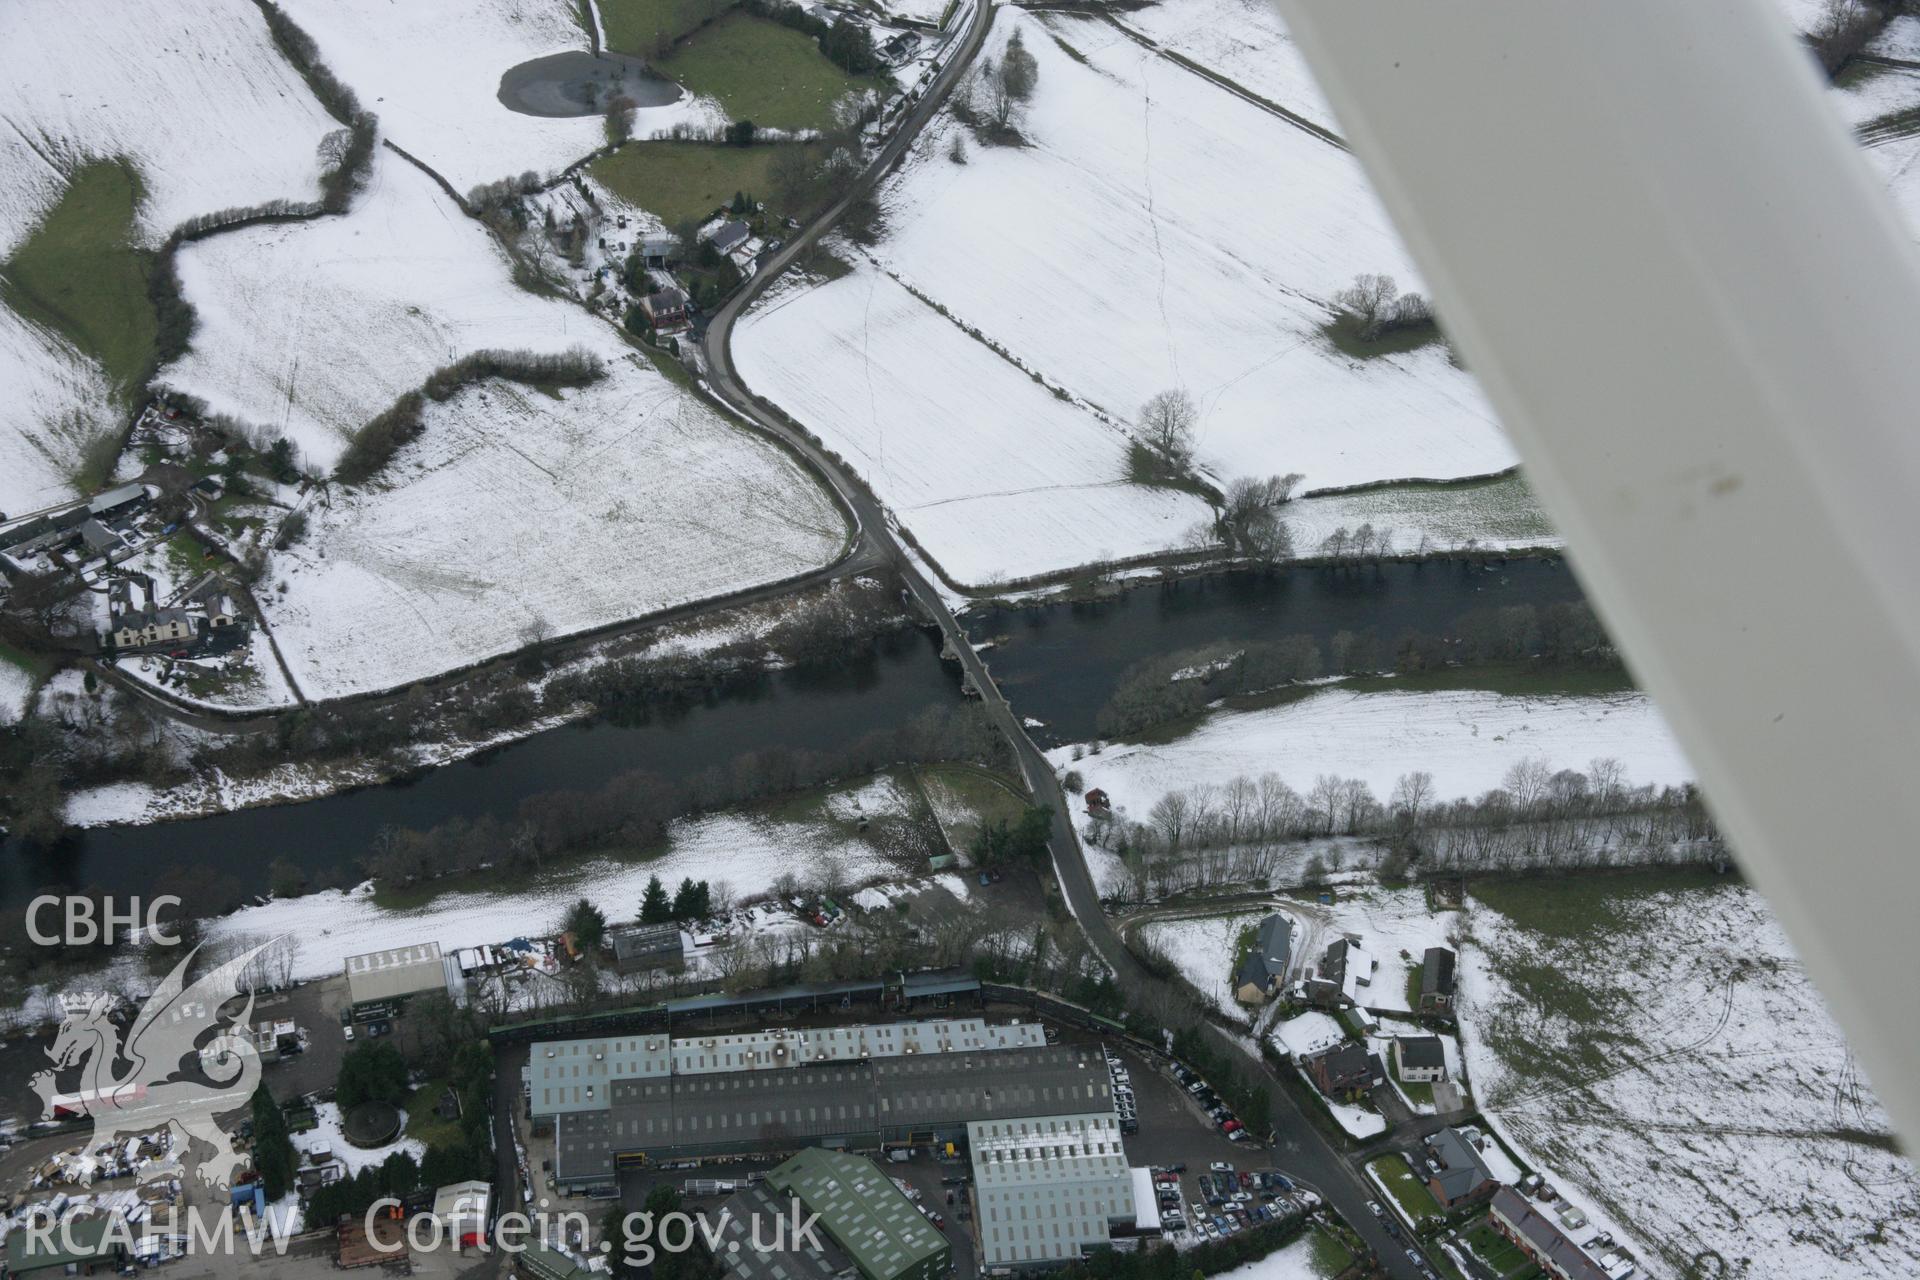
[696,5,1430,1276]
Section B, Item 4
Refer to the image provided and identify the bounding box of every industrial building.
[534,1020,1103,1191]
[610,923,685,975]
[344,943,459,1017]
[717,1183,858,1280]
[967,1113,1144,1270]
[768,1150,949,1280]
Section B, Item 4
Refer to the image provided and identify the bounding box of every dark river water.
[4,558,1585,909]
[965,557,1585,742]
[0,629,960,911]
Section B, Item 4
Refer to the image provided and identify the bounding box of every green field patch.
[405,1080,463,1148]
[591,140,813,227]
[1387,1053,1435,1109]
[1305,1223,1354,1276]
[1468,868,1743,1097]
[654,10,880,131]
[1322,316,1445,360]
[915,763,1029,858]
[1471,869,1732,942]
[602,0,737,58]
[1299,471,1557,548]
[2,160,157,399]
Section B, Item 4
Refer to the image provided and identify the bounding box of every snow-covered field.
[162,149,844,699]
[205,810,902,983]
[1207,1233,1342,1280]
[735,263,1211,584]
[867,12,1508,490]
[165,153,619,472]
[276,0,708,195]
[1461,876,1920,1280]
[1118,0,1338,136]
[0,662,30,726]
[258,366,844,699]
[1283,474,1558,557]
[0,0,333,256]
[0,310,117,516]
[735,10,1509,581]
[1135,911,1258,1015]
[0,0,333,514]
[1832,62,1920,129]
[1058,688,1693,823]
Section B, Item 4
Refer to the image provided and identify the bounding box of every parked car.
[1368,1200,1384,1217]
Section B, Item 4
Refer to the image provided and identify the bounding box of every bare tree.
[829,89,880,137]
[1391,771,1435,830]
[1390,291,1432,329]
[999,28,1038,103]
[1307,775,1343,835]
[1221,474,1303,564]
[1332,273,1399,338]
[603,95,636,147]
[982,65,1018,131]
[1811,0,1882,76]
[1137,389,1197,469]
[947,131,968,164]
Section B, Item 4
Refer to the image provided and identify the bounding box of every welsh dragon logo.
[31,941,278,1193]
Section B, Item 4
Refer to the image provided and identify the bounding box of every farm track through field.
[1084,10,1348,151]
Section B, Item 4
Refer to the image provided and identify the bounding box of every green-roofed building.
[518,1242,596,1280]
[6,1216,129,1277]
[767,1150,949,1280]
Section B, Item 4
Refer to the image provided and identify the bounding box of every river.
[5,558,1587,910]
[966,556,1584,742]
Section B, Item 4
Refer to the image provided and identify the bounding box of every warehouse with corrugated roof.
[768,1150,949,1280]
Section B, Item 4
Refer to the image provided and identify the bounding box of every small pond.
[498,50,680,118]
